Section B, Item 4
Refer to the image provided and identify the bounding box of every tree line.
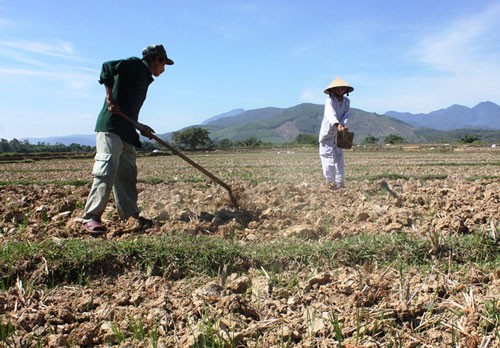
[1,129,483,154]
[170,128,272,150]
[0,138,95,153]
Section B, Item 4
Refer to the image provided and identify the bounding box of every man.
[82,44,174,235]
[318,77,354,190]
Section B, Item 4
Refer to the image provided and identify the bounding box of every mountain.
[18,101,500,146]
[23,134,96,146]
[385,101,500,130]
[167,101,500,144]
[168,103,427,144]
[201,108,245,125]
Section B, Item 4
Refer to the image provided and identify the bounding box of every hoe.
[117,111,239,209]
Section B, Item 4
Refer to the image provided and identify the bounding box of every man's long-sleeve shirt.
[94,57,154,147]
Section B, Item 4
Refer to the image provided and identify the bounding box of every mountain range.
[385,101,500,130]
[162,101,500,144]
[22,101,500,146]
[201,108,246,125]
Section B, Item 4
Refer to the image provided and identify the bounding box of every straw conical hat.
[324,77,354,94]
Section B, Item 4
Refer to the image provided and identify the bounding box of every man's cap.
[142,44,174,65]
[324,77,354,94]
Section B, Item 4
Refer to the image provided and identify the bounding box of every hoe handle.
[150,134,232,192]
[116,111,238,206]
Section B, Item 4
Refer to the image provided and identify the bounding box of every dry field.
[1,145,499,347]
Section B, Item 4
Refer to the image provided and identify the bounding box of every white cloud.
[0,66,95,90]
[414,3,500,74]
[365,3,500,113]
[0,39,77,59]
[0,37,97,95]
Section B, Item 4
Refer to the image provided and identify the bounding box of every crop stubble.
[0,146,499,347]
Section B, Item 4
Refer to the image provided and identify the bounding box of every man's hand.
[105,87,121,114]
[138,123,155,139]
[106,97,121,114]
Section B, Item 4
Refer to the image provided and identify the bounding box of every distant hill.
[167,101,500,144]
[165,103,428,144]
[23,134,96,146]
[19,101,500,146]
[201,108,245,125]
[160,103,425,144]
[385,101,500,130]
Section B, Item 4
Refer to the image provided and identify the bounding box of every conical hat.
[324,77,354,94]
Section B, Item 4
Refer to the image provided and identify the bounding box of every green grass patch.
[139,177,166,185]
[354,173,448,181]
[1,231,499,289]
[0,169,82,173]
[0,179,89,187]
[466,175,500,181]
[415,161,500,167]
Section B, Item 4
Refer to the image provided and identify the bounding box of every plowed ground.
[1,145,499,347]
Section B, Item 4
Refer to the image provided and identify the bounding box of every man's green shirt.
[95,57,154,147]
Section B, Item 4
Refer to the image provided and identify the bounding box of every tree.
[172,127,211,150]
[216,138,233,148]
[234,137,263,148]
[8,138,24,152]
[384,134,405,144]
[0,139,10,152]
[243,137,262,148]
[460,134,480,144]
[295,133,317,145]
[140,141,160,152]
[0,138,95,153]
[362,135,379,145]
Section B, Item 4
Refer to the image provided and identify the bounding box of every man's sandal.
[135,216,153,228]
[83,220,107,236]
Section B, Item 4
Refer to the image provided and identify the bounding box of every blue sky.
[1,0,500,139]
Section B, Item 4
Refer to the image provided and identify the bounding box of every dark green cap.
[142,44,174,65]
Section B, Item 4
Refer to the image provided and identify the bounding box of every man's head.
[142,44,174,77]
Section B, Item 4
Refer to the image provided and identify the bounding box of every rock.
[452,218,470,234]
[357,212,370,222]
[251,276,270,301]
[305,272,333,291]
[131,293,145,306]
[226,275,249,294]
[47,333,69,347]
[303,307,326,336]
[282,224,319,240]
[58,307,76,323]
[99,321,118,345]
[338,279,355,295]
[384,222,403,232]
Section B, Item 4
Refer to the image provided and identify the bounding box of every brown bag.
[336,128,354,149]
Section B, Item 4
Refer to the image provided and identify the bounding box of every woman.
[318,77,354,190]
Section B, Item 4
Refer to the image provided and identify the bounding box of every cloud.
[0,66,95,88]
[369,3,500,113]
[0,37,97,94]
[300,87,324,104]
[0,39,77,59]
[414,3,500,74]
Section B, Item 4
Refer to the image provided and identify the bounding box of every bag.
[336,128,354,149]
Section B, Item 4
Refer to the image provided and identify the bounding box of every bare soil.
[1,146,499,347]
